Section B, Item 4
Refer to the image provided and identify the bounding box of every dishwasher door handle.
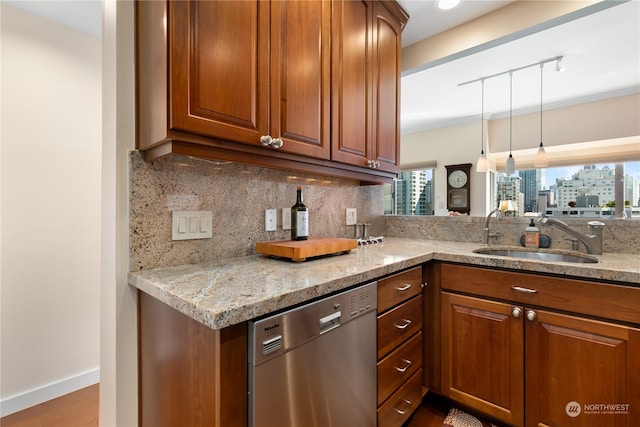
[319,311,341,334]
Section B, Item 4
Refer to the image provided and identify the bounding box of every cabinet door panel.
[526,310,640,427]
[372,3,401,173]
[441,292,524,426]
[331,0,372,166]
[270,1,331,159]
[170,1,269,145]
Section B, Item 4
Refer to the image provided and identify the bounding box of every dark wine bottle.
[291,186,309,240]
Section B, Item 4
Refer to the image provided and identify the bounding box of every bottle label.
[525,232,539,248]
[297,211,309,237]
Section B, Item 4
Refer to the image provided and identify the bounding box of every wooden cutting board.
[256,237,357,262]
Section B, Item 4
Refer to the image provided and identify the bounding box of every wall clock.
[445,163,472,214]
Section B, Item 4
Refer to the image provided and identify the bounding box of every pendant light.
[505,72,516,175]
[476,79,487,172]
[534,63,549,167]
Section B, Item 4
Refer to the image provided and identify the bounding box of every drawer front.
[378,266,422,313]
[377,331,422,405]
[377,369,423,427]
[377,295,422,359]
[441,263,640,325]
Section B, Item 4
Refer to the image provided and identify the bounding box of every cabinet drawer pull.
[394,359,412,373]
[394,319,412,330]
[395,284,412,292]
[511,285,538,294]
[393,399,413,415]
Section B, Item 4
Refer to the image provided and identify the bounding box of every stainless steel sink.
[473,247,598,264]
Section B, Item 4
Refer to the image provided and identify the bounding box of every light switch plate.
[172,211,213,240]
[346,208,357,226]
[282,208,291,230]
[265,209,277,231]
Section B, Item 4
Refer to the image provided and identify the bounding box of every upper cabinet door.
[169,1,330,159]
[372,2,403,174]
[269,1,331,159]
[169,1,270,145]
[331,1,404,174]
[331,0,373,168]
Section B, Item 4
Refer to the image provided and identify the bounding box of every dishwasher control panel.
[248,281,377,365]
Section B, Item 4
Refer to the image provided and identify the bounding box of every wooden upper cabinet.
[331,1,405,174]
[270,1,331,159]
[136,0,407,183]
[168,1,269,147]
[166,1,330,159]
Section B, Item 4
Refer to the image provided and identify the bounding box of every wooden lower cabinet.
[138,291,247,427]
[378,369,424,427]
[441,292,524,425]
[525,309,640,427]
[376,266,426,426]
[440,264,640,427]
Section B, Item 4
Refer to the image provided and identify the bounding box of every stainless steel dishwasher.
[248,282,377,427]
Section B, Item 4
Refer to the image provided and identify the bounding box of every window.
[385,167,435,215]
[493,161,640,218]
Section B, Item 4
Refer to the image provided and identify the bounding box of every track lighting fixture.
[476,79,487,172]
[505,72,516,175]
[535,63,549,167]
[458,55,564,174]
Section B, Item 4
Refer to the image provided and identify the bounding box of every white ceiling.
[5,0,639,138]
[398,0,640,134]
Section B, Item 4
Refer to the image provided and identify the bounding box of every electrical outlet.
[172,211,213,240]
[282,208,291,230]
[265,209,277,231]
[346,208,357,226]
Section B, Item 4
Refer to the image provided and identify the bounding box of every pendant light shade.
[476,79,487,172]
[534,63,549,167]
[505,72,516,175]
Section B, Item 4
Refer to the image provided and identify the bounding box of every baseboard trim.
[0,368,100,417]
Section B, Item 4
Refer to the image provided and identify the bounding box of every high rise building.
[395,170,433,215]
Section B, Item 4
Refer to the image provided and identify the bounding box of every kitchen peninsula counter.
[128,238,640,330]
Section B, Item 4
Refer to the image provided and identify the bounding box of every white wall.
[401,120,490,216]
[0,4,101,416]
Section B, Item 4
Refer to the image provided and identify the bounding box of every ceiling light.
[535,63,549,167]
[436,0,461,11]
[476,79,487,172]
[555,57,565,72]
[505,72,516,176]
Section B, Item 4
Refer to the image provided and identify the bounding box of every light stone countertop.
[128,238,640,330]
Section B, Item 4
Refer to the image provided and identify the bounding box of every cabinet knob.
[512,307,522,318]
[260,135,272,146]
[526,310,537,322]
[367,159,380,169]
[259,135,284,149]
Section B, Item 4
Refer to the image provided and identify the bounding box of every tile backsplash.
[129,152,385,270]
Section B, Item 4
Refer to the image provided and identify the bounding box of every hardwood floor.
[404,393,451,427]
[0,384,99,427]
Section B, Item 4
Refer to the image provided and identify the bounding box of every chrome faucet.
[483,208,503,245]
[538,217,605,254]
